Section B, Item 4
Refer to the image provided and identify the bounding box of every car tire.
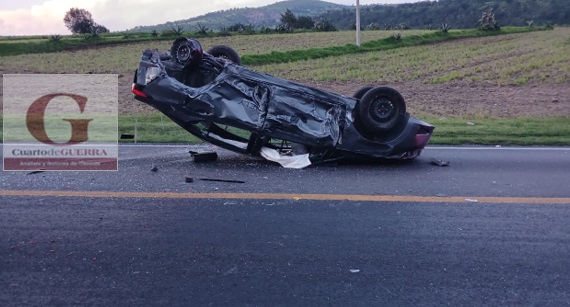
[171,38,203,67]
[207,45,241,64]
[358,86,406,133]
[353,86,373,100]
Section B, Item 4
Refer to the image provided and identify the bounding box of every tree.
[478,8,500,30]
[196,23,209,35]
[280,9,297,32]
[91,24,109,34]
[296,16,314,30]
[63,8,109,34]
[314,19,337,32]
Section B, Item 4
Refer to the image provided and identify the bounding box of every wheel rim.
[371,97,396,122]
[176,44,191,63]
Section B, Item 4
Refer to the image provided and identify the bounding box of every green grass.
[2,115,117,143]
[118,115,570,145]
[425,116,570,145]
[120,115,570,146]
[2,114,569,145]
[117,114,202,143]
[0,32,177,57]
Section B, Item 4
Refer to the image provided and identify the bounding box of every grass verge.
[424,116,570,145]
[0,32,205,57]
[118,115,570,146]
[2,114,568,146]
[115,115,570,146]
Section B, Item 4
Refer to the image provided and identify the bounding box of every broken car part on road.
[132,38,434,168]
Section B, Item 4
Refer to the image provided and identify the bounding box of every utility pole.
[356,0,361,47]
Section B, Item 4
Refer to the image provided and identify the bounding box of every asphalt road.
[1,145,570,306]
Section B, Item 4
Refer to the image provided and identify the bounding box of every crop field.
[1,28,567,82]
[257,29,570,85]
[0,30,432,73]
[1,28,569,144]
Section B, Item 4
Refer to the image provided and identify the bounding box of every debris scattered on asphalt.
[436,193,447,197]
[223,266,238,276]
[185,176,194,183]
[191,151,218,163]
[150,165,158,172]
[199,178,245,184]
[120,133,135,139]
[465,199,479,203]
[430,157,450,167]
[260,147,311,169]
[350,269,361,273]
[26,170,46,175]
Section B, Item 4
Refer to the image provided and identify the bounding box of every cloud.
[0,8,67,36]
[0,0,274,35]
[0,0,78,36]
[0,0,419,36]
[0,0,112,35]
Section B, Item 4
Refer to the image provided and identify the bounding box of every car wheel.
[171,38,203,67]
[353,86,373,100]
[358,87,406,133]
[207,45,241,64]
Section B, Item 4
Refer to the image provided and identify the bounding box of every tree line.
[319,0,569,30]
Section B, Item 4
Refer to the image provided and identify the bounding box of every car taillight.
[415,126,433,148]
[131,83,148,98]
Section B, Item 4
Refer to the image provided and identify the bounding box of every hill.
[129,0,346,32]
[129,0,570,33]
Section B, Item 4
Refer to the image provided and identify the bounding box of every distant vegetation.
[321,0,568,30]
[0,5,546,58]
[128,0,568,33]
[63,8,109,35]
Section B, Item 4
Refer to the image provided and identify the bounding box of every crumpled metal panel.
[263,86,343,147]
[173,63,347,148]
[191,76,268,131]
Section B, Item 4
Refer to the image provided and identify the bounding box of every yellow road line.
[1,190,570,204]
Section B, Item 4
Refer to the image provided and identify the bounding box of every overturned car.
[132,37,434,167]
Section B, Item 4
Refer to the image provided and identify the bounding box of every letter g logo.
[26,93,93,146]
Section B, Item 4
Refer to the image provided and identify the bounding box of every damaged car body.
[132,37,434,167]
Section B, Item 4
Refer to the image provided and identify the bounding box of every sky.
[0,0,421,36]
